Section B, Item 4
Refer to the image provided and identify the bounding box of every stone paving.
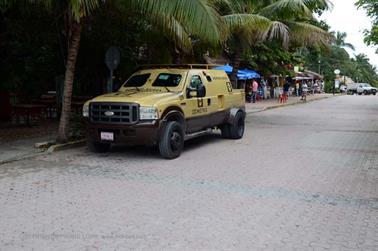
[0,95,377,250]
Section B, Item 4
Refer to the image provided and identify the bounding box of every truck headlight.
[82,103,89,117]
[139,106,158,120]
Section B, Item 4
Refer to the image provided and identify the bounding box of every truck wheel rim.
[170,131,182,151]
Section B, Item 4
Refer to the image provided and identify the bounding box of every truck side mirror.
[186,87,198,98]
[186,85,206,98]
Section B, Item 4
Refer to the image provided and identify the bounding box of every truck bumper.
[85,119,165,146]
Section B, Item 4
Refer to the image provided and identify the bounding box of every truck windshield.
[152,73,182,87]
[363,84,370,87]
[123,74,151,87]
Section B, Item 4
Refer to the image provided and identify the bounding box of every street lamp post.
[334,69,340,96]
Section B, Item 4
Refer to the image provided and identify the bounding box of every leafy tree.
[302,35,378,89]
[0,0,223,142]
[332,31,355,50]
[0,7,62,95]
[214,0,332,87]
[243,42,301,77]
[356,0,378,53]
[352,54,378,85]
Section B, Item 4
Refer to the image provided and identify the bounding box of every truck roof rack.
[137,64,222,70]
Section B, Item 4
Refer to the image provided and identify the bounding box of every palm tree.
[1,0,223,142]
[215,0,333,87]
[332,31,355,50]
[353,53,377,84]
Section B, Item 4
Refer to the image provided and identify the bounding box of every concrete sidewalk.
[0,122,58,164]
[245,93,334,114]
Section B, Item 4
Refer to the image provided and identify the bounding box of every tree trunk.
[57,21,82,143]
[230,48,241,89]
[171,44,182,64]
[172,51,182,64]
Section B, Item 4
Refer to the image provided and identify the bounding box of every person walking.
[295,81,300,96]
[252,78,258,103]
[261,77,268,99]
[301,82,308,101]
[283,79,290,101]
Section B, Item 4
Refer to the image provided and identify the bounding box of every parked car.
[82,64,246,159]
[347,83,377,95]
[358,83,377,95]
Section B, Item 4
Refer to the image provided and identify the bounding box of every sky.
[321,0,378,68]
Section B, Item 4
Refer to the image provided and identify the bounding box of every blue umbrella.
[214,64,233,74]
[237,72,249,80]
[214,65,260,79]
[239,68,261,78]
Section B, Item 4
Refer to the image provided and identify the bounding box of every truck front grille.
[90,102,139,124]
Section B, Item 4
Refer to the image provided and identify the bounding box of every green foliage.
[301,34,378,88]
[0,0,223,96]
[128,0,224,45]
[0,7,62,95]
[331,31,355,50]
[323,80,334,93]
[356,0,378,52]
[243,42,300,76]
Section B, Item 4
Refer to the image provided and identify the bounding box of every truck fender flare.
[227,107,246,124]
[161,107,186,128]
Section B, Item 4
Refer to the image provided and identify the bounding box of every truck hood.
[89,90,181,106]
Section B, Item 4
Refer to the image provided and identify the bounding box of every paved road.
[0,95,377,251]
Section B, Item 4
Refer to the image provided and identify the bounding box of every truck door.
[203,71,230,127]
[185,74,210,133]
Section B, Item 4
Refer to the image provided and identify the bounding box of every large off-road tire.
[373,91,376,95]
[87,140,110,153]
[159,121,184,159]
[221,111,245,139]
[229,111,245,139]
[220,124,231,138]
[363,90,368,95]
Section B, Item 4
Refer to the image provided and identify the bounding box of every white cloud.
[321,0,378,68]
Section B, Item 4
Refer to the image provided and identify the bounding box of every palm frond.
[222,13,272,36]
[268,21,290,48]
[259,0,314,20]
[208,0,233,14]
[152,15,193,52]
[344,43,355,51]
[70,0,102,21]
[129,0,225,44]
[222,13,290,48]
[303,0,333,11]
[286,21,333,48]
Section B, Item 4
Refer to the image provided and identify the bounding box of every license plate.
[100,132,114,141]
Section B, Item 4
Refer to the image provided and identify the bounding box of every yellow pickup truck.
[83,64,245,159]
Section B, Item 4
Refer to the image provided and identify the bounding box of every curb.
[47,139,86,153]
[0,151,46,165]
[246,95,332,115]
[0,139,86,166]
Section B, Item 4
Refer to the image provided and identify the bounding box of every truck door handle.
[207,98,211,106]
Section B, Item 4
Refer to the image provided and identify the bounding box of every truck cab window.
[123,74,151,87]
